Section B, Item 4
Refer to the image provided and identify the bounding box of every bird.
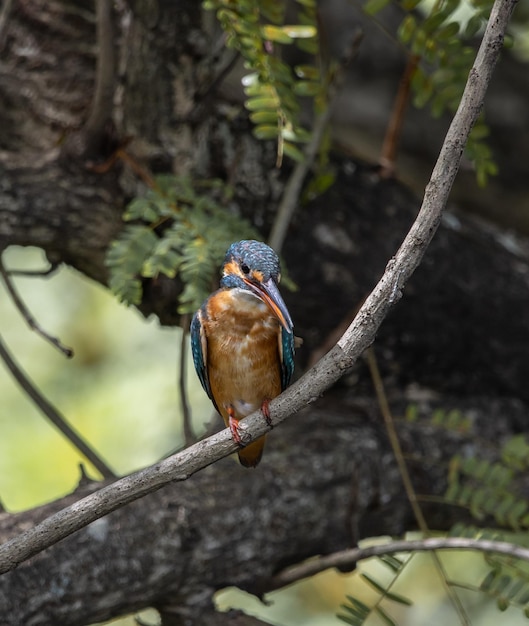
[190,239,295,467]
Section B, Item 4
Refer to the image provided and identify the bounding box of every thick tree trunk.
[1,397,526,625]
[1,1,529,625]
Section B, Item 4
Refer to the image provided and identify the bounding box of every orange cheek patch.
[251,269,264,283]
[223,260,240,278]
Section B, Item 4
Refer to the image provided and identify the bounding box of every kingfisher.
[190,240,295,467]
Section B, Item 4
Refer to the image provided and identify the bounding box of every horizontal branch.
[0,0,516,576]
[272,536,529,588]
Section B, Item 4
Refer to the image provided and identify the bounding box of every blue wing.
[190,308,212,400]
[279,326,295,391]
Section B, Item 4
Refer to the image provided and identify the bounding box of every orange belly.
[208,329,281,421]
[206,291,282,466]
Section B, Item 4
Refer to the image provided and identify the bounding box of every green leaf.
[469,489,487,520]
[245,96,279,111]
[481,570,498,592]
[411,68,433,108]
[293,80,321,96]
[422,11,449,35]
[282,141,305,162]
[507,500,528,530]
[295,37,318,54]
[465,14,484,37]
[243,81,276,98]
[124,197,159,222]
[398,15,416,44]
[336,614,360,626]
[375,606,398,626]
[501,434,529,470]
[141,237,182,278]
[261,25,293,44]
[342,596,370,617]
[379,554,405,572]
[106,226,158,274]
[294,64,320,80]
[282,24,316,38]
[405,404,419,422]
[437,21,460,40]
[491,574,512,595]
[250,110,280,124]
[253,124,279,140]
[108,274,142,305]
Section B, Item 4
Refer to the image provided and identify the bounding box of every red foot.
[228,406,244,447]
[261,399,273,428]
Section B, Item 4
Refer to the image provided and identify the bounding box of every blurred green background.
[0,246,211,513]
[1,246,526,626]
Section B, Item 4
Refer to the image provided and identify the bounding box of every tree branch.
[0,0,515,575]
[271,536,529,589]
[0,335,117,481]
[0,255,73,357]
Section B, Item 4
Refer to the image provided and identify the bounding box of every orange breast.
[206,289,282,425]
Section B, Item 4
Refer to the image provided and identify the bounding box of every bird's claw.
[261,399,273,428]
[228,408,245,447]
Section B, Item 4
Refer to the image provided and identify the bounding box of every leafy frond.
[106,226,158,304]
[106,175,260,313]
[445,435,529,531]
[337,554,412,625]
[449,524,529,616]
[203,0,324,163]
[365,0,498,184]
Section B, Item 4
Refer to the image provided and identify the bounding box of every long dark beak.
[245,277,293,333]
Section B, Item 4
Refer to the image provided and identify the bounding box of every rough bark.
[2,397,526,625]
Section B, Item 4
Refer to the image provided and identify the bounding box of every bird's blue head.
[220,240,293,333]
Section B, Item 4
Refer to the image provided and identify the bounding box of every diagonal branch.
[0,335,116,481]
[0,0,517,575]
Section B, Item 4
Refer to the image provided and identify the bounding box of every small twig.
[268,30,363,254]
[0,256,73,358]
[179,316,196,446]
[366,348,427,529]
[379,54,420,178]
[0,334,116,480]
[116,147,156,188]
[366,347,470,625]
[83,0,115,142]
[271,536,529,589]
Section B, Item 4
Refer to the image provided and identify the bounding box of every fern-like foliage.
[449,523,529,617]
[337,555,413,625]
[203,0,322,163]
[365,0,498,185]
[205,0,505,184]
[106,175,259,314]
[445,434,529,531]
[405,404,472,433]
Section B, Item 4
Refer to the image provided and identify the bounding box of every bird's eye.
[241,263,250,275]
